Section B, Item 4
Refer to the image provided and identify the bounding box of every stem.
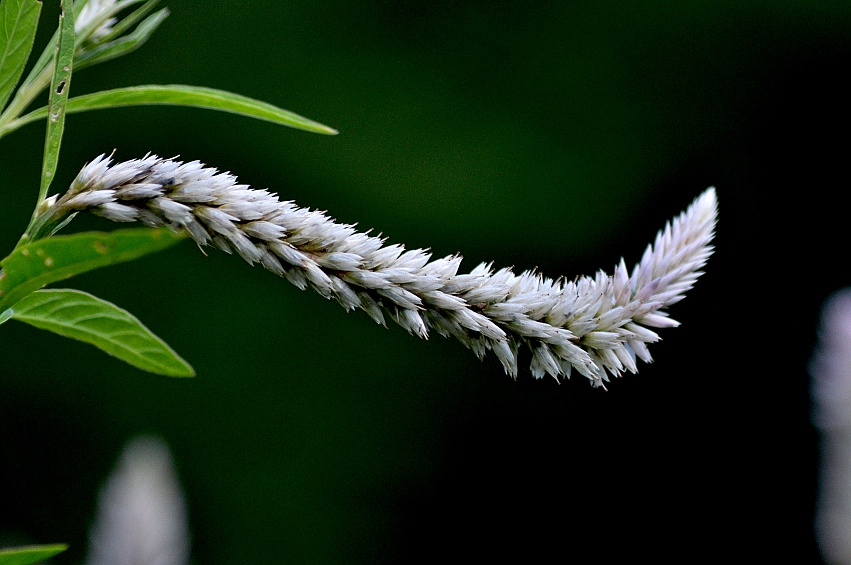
[12,199,75,251]
[0,114,36,141]
[0,65,52,136]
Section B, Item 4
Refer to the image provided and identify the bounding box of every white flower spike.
[75,0,119,41]
[811,289,851,564]
[50,154,717,385]
[85,436,190,565]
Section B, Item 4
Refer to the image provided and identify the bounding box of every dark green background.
[2,1,849,562]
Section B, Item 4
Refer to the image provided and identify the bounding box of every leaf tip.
[160,356,196,378]
[0,543,69,564]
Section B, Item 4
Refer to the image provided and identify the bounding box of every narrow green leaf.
[18,84,339,134]
[1,0,154,142]
[75,8,169,71]
[8,0,102,101]
[0,227,185,312]
[0,544,68,565]
[0,0,42,111]
[9,289,195,376]
[39,0,75,197]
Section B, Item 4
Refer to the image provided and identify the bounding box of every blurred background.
[1,0,850,562]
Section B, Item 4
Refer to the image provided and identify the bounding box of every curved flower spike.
[44,154,717,385]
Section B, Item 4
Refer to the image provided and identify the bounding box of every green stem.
[0,65,52,136]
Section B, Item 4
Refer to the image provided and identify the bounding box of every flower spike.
[42,154,717,385]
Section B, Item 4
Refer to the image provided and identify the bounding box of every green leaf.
[75,8,169,71]
[0,227,185,312]
[9,289,195,376]
[16,84,339,135]
[8,0,104,103]
[0,0,42,111]
[38,0,74,198]
[0,544,68,565]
